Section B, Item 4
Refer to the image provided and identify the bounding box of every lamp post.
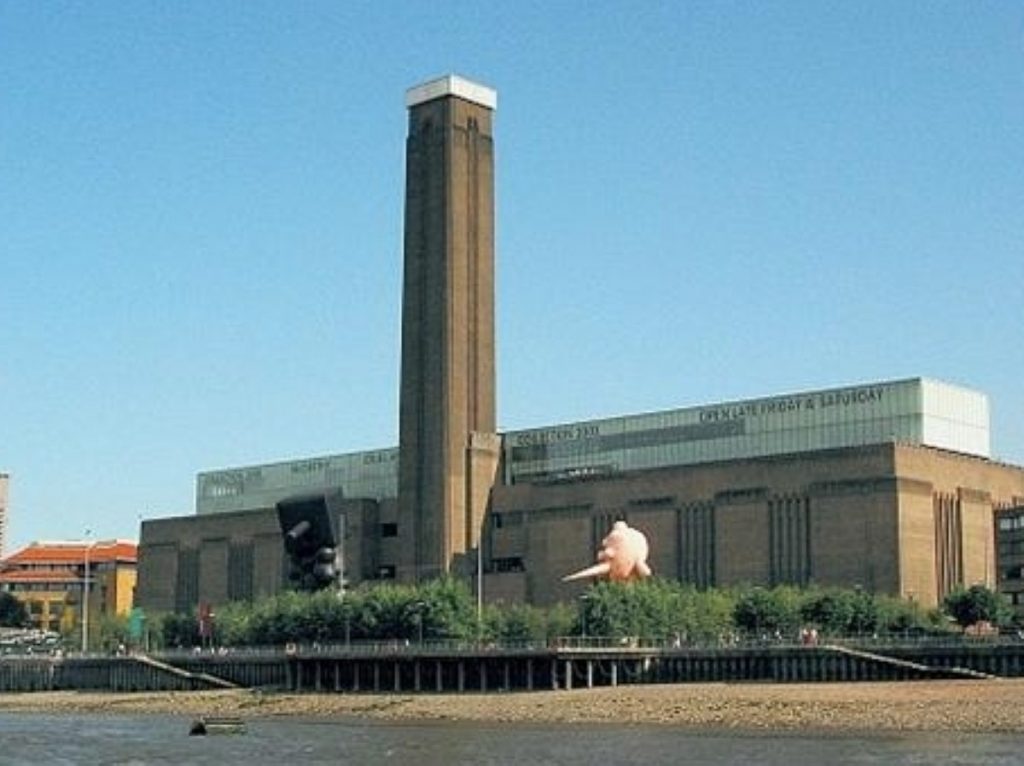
[853,584,863,637]
[476,540,483,640]
[336,588,352,649]
[579,593,589,644]
[81,533,97,654]
[412,600,426,645]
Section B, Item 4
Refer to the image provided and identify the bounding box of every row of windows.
[1,582,94,593]
[24,616,62,632]
[205,484,243,498]
[506,415,933,486]
[998,540,1024,557]
[198,450,400,510]
[491,557,524,573]
[999,515,1024,531]
[4,561,120,573]
[25,601,69,617]
[6,563,75,571]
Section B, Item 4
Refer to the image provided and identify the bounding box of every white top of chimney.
[406,74,497,110]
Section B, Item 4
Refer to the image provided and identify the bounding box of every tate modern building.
[137,76,1024,612]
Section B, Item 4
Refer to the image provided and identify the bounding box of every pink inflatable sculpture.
[562,520,652,582]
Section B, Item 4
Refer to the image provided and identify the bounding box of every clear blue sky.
[2,3,1022,550]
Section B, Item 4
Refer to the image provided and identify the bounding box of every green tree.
[360,582,419,640]
[214,600,255,646]
[417,577,477,640]
[801,589,850,634]
[544,602,575,640]
[848,587,880,635]
[579,579,679,640]
[686,587,736,643]
[732,586,800,637]
[96,613,130,652]
[247,590,321,644]
[157,612,199,648]
[483,602,547,643]
[0,592,29,628]
[576,579,735,643]
[943,585,1010,629]
[221,577,480,646]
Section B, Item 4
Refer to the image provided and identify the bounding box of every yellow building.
[0,540,137,643]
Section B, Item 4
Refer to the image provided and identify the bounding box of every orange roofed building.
[0,540,137,638]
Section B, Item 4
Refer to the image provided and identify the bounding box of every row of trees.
[578,580,947,641]
[158,578,574,648]
[148,579,1015,650]
[4,579,1015,651]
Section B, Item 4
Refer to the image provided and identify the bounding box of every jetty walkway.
[2,637,1021,693]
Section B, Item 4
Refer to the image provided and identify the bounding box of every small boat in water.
[188,716,247,736]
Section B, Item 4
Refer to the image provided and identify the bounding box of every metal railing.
[2,632,1020,662]
[138,631,1024,661]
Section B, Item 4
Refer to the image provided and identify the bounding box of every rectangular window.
[628,496,675,508]
[175,549,200,613]
[378,565,396,579]
[380,523,398,538]
[492,557,525,573]
[228,543,254,602]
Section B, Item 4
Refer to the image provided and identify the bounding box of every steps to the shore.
[135,654,238,689]
[822,644,997,680]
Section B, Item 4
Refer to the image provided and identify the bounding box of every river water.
[0,713,1021,765]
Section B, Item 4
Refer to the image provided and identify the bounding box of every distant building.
[139,377,1024,612]
[997,506,1024,618]
[0,473,8,559]
[136,75,1024,615]
[0,540,137,638]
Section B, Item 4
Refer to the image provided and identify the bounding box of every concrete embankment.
[0,655,236,692]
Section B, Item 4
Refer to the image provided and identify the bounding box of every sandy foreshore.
[2,680,1023,732]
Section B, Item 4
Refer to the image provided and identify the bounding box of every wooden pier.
[2,639,1022,694]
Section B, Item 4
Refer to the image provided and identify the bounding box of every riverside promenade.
[2,636,1023,694]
